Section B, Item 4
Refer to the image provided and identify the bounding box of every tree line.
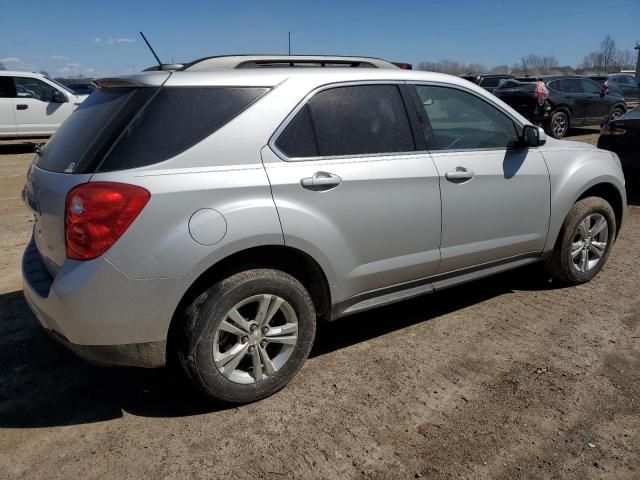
[416,35,637,76]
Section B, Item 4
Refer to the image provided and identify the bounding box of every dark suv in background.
[589,74,640,106]
[494,75,627,138]
[460,74,514,93]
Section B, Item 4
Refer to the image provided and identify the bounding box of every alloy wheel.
[570,213,609,273]
[213,294,298,384]
[552,114,568,137]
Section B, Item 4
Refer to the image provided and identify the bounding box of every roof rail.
[180,55,402,71]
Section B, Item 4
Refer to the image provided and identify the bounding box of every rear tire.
[547,110,569,139]
[609,107,625,122]
[177,269,316,404]
[547,197,616,285]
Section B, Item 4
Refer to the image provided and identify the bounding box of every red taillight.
[603,81,610,93]
[65,182,150,260]
[534,81,549,102]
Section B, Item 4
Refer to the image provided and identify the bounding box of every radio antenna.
[139,31,162,70]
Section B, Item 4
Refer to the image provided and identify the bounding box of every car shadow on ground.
[565,127,600,137]
[0,268,560,428]
[0,143,40,155]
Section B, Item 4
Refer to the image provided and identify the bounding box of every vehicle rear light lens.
[603,81,610,93]
[65,182,150,260]
[534,81,549,101]
[601,124,627,136]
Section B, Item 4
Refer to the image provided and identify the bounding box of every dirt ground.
[1,128,638,480]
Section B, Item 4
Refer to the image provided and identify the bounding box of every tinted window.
[581,79,603,94]
[275,104,318,157]
[37,88,157,173]
[100,87,268,171]
[480,77,501,88]
[561,79,583,94]
[617,76,635,86]
[307,85,415,156]
[0,76,15,98]
[414,85,518,151]
[14,77,58,101]
[37,87,268,173]
[547,80,563,92]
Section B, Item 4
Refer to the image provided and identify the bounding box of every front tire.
[178,269,316,404]
[547,197,616,285]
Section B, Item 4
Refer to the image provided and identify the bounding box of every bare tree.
[600,35,617,72]
[580,35,634,73]
[516,54,559,74]
[416,59,487,75]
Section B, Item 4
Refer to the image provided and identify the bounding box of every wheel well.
[612,103,626,113]
[166,245,332,361]
[577,183,624,237]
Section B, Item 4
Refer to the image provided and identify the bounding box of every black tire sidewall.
[180,269,316,404]
[548,111,569,139]
[555,198,616,284]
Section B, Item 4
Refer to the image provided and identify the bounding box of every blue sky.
[0,0,638,77]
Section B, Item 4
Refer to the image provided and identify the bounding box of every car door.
[0,76,17,137]
[560,78,587,126]
[409,83,550,274]
[13,76,73,135]
[581,78,610,124]
[263,83,442,303]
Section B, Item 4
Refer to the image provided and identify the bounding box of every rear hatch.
[23,72,269,276]
[23,74,169,276]
[494,81,541,120]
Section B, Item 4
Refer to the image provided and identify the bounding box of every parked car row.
[463,72,639,139]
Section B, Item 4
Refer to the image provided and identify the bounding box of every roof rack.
[180,55,405,71]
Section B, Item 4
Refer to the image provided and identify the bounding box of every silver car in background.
[21,56,626,403]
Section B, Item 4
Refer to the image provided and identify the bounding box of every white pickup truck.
[0,71,88,138]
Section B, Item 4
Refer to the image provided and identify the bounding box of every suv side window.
[0,76,16,97]
[413,85,518,151]
[276,84,415,158]
[13,77,58,102]
[561,79,584,94]
[581,79,603,95]
[547,80,563,92]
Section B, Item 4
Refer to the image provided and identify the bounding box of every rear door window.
[581,79,603,95]
[36,86,268,173]
[561,79,584,94]
[275,84,415,158]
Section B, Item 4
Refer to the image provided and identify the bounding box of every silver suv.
[22,56,626,403]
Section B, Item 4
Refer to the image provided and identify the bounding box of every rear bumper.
[22,235,186,368]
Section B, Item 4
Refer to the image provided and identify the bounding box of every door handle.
[16,104,28,110]
[300,171,342,191]
[445,167,474,182]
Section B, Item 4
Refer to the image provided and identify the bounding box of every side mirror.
[51,90,68,103]
[521,124,546,147]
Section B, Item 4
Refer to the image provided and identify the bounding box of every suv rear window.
[37,86,268,173]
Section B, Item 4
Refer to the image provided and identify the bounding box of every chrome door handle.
[300,171,342,191]
[445,167,474,182]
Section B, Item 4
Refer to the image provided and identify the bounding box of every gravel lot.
[1,128,638,479]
